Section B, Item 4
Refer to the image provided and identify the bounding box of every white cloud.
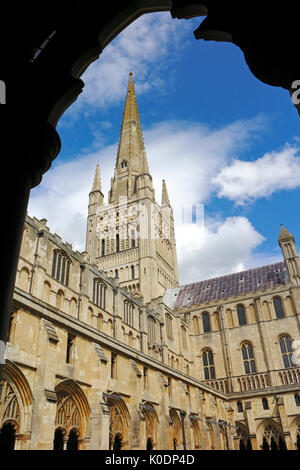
[29,117,273,284]
[213,145,300,204]
[176,217,267,284]
[60,12,198,124]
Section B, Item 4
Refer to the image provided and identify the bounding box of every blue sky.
[28,12,300,285]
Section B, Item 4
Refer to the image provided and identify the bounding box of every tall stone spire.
[161,179,170,206]
[109,73,151,202]
[91,163,102,193]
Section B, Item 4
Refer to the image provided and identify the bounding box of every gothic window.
[111,353,117,379]
[131,230,135,248]
[165,313,173,339]
[181,326,187,349]
[279,334,295,368]
[273,297,285,319]
[202,349,215,380]
[51,250,71,286]
[131,265,135,280]
[295,393,300,406]
[116,234,120,252]
[202,312,211,333]
[101,239,105,257]
[143,367,148,390]
[0,380,20,437]
[55,391,80,446]
[124,301,134,327]
[241,342,256,374]
[120,160,127,168]
[147,316,156,343]
[66,333,75,364]
[237,401,243,413]
[262,398,269,410]
[237,304,247,326]
[93,279,107,309]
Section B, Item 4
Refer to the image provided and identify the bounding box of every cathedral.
[1,73,300,451]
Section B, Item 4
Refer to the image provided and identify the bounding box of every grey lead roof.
[167,262,289,309]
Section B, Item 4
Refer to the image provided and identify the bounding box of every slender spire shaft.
[161,179,170,206]
[109,73,151,202]
[91,163,102,193]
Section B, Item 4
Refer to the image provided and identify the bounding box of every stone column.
[0,116,60,382]
[99,402,110,450]
[276,396,295,450]
[244,401,258,450]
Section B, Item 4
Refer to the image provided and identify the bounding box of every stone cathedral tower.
[86,73,179,302]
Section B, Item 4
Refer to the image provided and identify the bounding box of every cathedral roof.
[165,262,289,309]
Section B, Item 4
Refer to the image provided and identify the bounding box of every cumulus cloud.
[176,217,266,284]
[213,145,300,205]
[29,117,271,283]
[60,12,198,124]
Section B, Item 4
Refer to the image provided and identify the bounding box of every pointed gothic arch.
[169,408,182,450]
[0,361,33,449]
[140,402,159,450]
[257,418,286,450]
[54,379,90,449]
[105,393,130,451]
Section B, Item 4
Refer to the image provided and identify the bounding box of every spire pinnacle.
[91,164,102,193]
[278,224,293,242]
[161,179,170,206]
[109,73,152,201]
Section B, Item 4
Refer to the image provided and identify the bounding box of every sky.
[28,12,300,285]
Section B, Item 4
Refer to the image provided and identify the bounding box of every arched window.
[181,326,187,349]
[237,304,247,326]
[124,301,134,327]
[237,401,243,413]
[165,313,173,339]
[193,316,199,334]
[120,159,127,169]
[51,251,71,286]
[202,349,215,380]
[202,312,211,333]
[273,297,285,319]
[279,335,295,368]
[116,234,120,252]
[241,342,256,374]
[295,393,300,406]
[93,279,106,309]
[262,398,269,410]
[131,265,135,280]
[148,316,156,343]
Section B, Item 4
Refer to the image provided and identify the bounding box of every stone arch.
[169,408,181,449]
[190,415,201,449]
[140,402,159,449]
[0,361,33,448]
[236,421,251,450]
[43,280,51,303]
[105,393,130,450]
[256,418,286,450]
[54,379,90,448]
[226,309,234,328]
[290,415,300,450]
[56,289,64,310]
[262,301,271,320]
[19,266,30,292]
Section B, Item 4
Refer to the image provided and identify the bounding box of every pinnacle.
[278,224,293,241]
[91,163,102,192]
[162,179,170,206]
